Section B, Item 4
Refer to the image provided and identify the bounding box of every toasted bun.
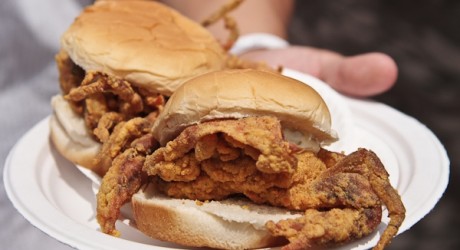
[132,184,300,249]
[61,0,226,96]
[49,95,100,171]
[152,69,337,146]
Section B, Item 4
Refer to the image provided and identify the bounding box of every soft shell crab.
[97,116,405,250]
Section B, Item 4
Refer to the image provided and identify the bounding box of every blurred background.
[0,0,458,249]
[289,1,458,249]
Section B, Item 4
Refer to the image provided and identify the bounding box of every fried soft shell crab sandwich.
[97,69,405,250]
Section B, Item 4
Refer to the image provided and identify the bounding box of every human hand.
[240,46,397,97]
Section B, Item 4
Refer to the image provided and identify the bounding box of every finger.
[240,47,398,97]
[320,52,398,97]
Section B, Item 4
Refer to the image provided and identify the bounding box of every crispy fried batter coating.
[267,207,382,250]
[143,116,297,201]
[97,132,158,236]
[55,50,85,114]
[156,155,293,201]
[84,93,109,131]
[55,53,165,147]
[152,154,201,182]
[66,71,144,118]
[144,116,297,176]
[55,50,85,96]
[94,113,159,176]
[93,112,125,143]
[264,149,405,250]
[97,148,146,236]
[143,116,405,249]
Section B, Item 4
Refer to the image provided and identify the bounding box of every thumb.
[239,47,397,97]
[320,52,398,97]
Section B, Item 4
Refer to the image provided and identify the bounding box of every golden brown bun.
[49,95,100,170]
[152,69,338,146]
[60,0,226,96]
[132,184,299,249]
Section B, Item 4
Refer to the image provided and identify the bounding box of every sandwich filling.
[55,50,165,175]
[142,116,379,210]
[97,115,405,249]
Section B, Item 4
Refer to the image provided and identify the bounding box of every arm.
[161,0,294,41]
[161,0,397,97]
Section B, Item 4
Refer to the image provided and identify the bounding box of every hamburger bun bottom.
[132,184,302,249]
[49,95,100,172]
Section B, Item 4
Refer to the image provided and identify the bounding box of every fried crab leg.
[83,92,109,131]
[266,149,406,250]
[96,120,159,236]
[65,71,144,116]
[96,142,150,236]
[93,112,125,143]
[93,113,159,176]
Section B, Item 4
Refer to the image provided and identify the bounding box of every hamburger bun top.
[60,0,226,96]
[152,69,338,146]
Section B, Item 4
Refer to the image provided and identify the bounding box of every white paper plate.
[3,72,449,250]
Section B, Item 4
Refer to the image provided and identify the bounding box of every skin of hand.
[161,0,397,97]
[240,47,398,97]
[161,0,294,40]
